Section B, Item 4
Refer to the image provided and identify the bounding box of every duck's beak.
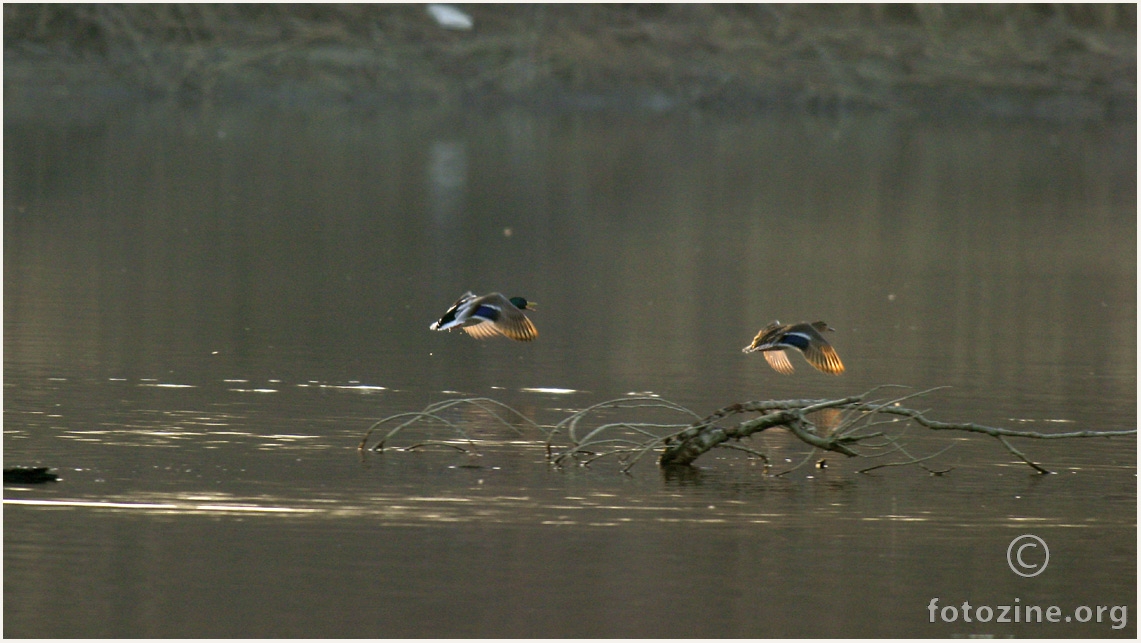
[527,301,539,310]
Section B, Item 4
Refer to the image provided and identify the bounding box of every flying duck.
[430,291,538,341]
[743,321,844,375]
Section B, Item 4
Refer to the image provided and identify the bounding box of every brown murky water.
[4,103,1135,637]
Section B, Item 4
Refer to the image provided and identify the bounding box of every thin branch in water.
[715,442,772,466]
[772,446,824,477]
[577,421,686,445]
[362,388,1135,475]
[552,437,648,466]
[581,447,644,467]
[997,435,1053,475]
[457,397,548,435]
[403,441,477,454]
[358,396,551,452]
[359,410,470,452]
[832,407,906,439]
[875,385,952,409]
[621,438,676,473]
[551,396,701,446]
[833,386,948,439]
[857,443,957,474]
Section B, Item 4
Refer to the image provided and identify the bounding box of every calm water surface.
[4,102,1136,637]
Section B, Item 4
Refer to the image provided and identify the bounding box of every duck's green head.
[509,297,535,310]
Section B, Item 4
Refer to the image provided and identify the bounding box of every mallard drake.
[742,321,844,375]
[429,291,538,341]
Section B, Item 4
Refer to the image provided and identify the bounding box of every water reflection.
[5,108,1133,410]
[4,104,1134,637]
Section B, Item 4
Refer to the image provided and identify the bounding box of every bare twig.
[358,397,545,452]
[857,443,957,474]
[360,390,1136,475]
[403,441,476,454]
[996,435,1053,475]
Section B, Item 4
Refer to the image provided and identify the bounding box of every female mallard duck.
[742,321,844,375]
[429,291,538,341]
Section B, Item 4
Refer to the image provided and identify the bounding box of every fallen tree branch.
[359,389,1136,475]
[358,397,546,452]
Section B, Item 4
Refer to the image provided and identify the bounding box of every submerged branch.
[996,435,1052,474]
[358,397,547,452]
[856,442,957,474]
[657,388,1135,473]
[360,389,1136,475]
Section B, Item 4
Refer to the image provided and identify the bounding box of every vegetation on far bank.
[4,4,1136,118]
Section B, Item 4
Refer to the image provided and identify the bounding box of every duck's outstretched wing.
[802,341,844,374]
[796,323,845,375]
[461,293,538,341]
[495,313,538,341]
[462,320,504,340]
[763,349,796,375]
[430,291,479,331]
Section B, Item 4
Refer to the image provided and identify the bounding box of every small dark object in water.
[4,467,59,484]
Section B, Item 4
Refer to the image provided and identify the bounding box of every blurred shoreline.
[4,4,1136,121]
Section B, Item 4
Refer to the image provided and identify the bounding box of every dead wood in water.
[358,397,546,455]
[358,388,1136,475]
[655,386,1137,474]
